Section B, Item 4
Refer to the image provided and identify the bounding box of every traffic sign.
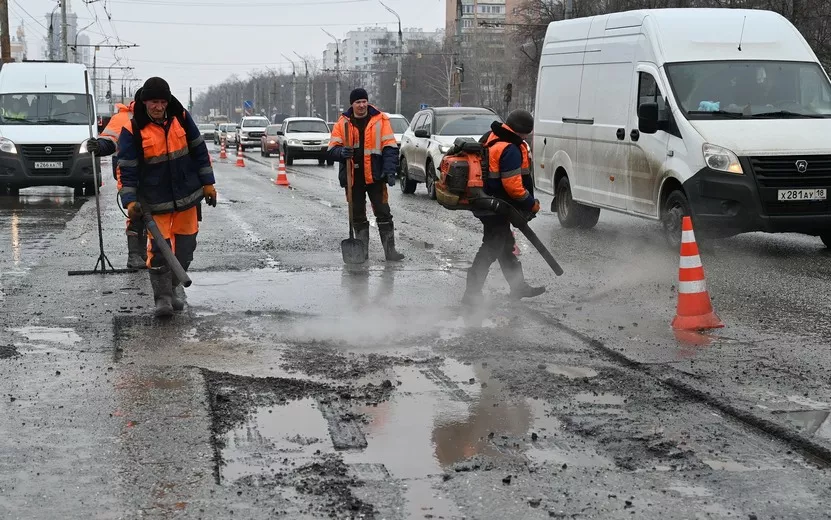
[243,100,254,109]
[419,103,429,110]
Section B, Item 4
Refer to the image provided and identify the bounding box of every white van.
[0,62,100,196]
[533,9,831,247]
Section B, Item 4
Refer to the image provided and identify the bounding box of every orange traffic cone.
[219,137,227,160]
[235,142,245,167]
[274,152,290,186]
[672,216,723,331]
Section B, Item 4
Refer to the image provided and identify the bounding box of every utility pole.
[380,1,403,114]
[294,52,311,117]
[61,0,69,62]
[188,86,193,114]
[565,0,574,20]
[324,79,329,122]
[322,29,341,114]
[282,54,297,117]
[455,0,463,105]
[253,81,258,114]
[108,73,113,112]
[0,0,11,64]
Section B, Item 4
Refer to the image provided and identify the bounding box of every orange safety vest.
[329,107,397,185]
[485,124,532,201]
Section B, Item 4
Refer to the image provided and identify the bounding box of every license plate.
[777,188,827,201]
[34,161,63,169]
[303,146,320,151]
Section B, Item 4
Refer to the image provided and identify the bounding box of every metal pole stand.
[68,70,136,277]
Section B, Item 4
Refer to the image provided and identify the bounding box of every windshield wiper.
[750,110,825,119]
[1,116,29,122]
[687,110,744,118]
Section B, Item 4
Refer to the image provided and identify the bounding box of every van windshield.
[667,61,831,119]
[0,93,94,125]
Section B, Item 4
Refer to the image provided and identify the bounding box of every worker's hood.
[0,124,93,145]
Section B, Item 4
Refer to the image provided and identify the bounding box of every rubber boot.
[355,222,370,261]
[378,222,404,261]
[462,252,490,306]
[170,262,190,312]
[149,267,174,318]
[126,232,147,269]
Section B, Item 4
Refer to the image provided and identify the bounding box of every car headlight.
[0,137,18,154]
[288,139,302,146]
[268,139,276,144]
[319,140,328,145]
[439,144,450,154]
[78,140,89,154]
[703,144,743,174]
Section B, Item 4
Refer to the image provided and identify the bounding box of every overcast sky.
[11,0,446,102]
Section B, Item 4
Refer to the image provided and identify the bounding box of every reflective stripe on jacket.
[328,104,398,186]
[118,96,214,214]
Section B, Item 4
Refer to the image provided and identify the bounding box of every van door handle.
[630,129,640,142]
[616,128,625,141]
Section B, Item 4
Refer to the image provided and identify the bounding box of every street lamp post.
[322,29,341,115]
[281,54,297,117]
[380,0,403,114]
[293,52,311,117]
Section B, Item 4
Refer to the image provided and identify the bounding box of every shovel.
[341,132,365,264]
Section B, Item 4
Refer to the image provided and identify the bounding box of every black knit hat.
[133,87,143,103]
[506,109,534,134]
[349,88,368,104]
[141,77,171,102]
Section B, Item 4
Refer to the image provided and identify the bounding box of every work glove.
[525,199,541,221]
[340,147,354,160]
[126,202,142,222]
[386,172,396,187]
[203,184,217,207]
[86,138,101,155]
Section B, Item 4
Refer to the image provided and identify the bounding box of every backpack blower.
[437,138,564,276]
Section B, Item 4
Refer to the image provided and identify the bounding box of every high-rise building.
[445,0,522,35]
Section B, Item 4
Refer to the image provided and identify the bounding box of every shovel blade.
[341,238,365,264]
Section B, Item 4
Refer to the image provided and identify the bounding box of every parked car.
[216,123,238,147]
[260,124,282,157]
[386,113,410,147]
[277,117,333,166]
[237,116,270,151]
[534,8,831,248]
[399,107,501,197]
[198,123,216,141]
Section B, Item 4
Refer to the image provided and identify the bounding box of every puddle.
[666,483,713,497]
[10,326,81,345]
[773,409,831,441]
[545,364,598,379]
[702,459,753,472]
[574,392,626,406]
[221,397,334,483]
[437,253,472,271]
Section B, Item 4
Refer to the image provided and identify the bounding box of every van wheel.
[399,158,417,194]
[661,189,691,249]
[556,176,598,229]
[426,162,437,200]
[285,151,294,166]
[820,233,831,249]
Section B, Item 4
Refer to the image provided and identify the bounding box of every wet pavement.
[1,145,831,518]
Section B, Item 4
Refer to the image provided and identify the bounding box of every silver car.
[398,107,501,198]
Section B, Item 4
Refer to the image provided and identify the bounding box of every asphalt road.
[1,146,830,519]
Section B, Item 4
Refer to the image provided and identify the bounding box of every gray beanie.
[506,109,534,134]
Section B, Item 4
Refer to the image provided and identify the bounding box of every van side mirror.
[276,130,284,136]
[638,103,659,134]
[414,129,430,139]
